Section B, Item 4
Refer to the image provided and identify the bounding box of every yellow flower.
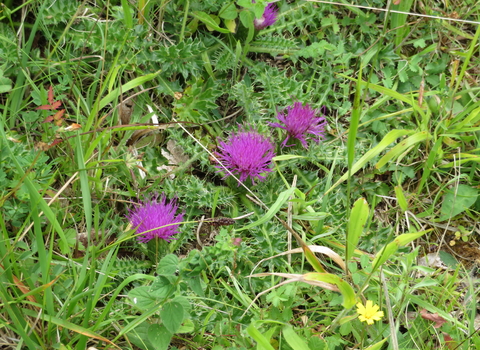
[356,300,384,325]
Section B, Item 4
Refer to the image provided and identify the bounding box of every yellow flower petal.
[356,300,384,325]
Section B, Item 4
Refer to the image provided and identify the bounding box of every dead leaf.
[420,308,447,328]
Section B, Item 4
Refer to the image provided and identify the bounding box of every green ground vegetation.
[1,0,479,349]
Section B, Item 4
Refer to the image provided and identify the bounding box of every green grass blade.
[346,198,369,263]
[247,322,276,350]
[75,133,92,238]
[326,129,413,194]
[236,187,295,232]
[372,230,431,273]
[303,273,355,308]
[375,131,432,169]
[282,325,312,350]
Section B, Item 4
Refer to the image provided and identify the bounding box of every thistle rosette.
[215,126,275,185]
[253,3,278,30]
[127,193,184,243]
[270,102,327,148]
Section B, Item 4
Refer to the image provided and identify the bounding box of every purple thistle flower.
[254,3,278,30]
[127,193,184,243]
[216,127,275,185]
[270,102,327,148]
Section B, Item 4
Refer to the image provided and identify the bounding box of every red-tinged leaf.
[48,86,54,104]
[49,138,63,148]
[43,116,54,123]
[37,105,54,110]
[51,100,62,109]
[420,308,447,328]
[53,109,65,120]
[442,332,457,349]
[393,0,401,4]
[54,118,63,126]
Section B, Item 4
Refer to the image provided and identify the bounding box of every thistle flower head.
[270,102,326,148]
[356,300,384,325]
[216,126,275,185]
[127,193,184,243]
[253,3,278,30]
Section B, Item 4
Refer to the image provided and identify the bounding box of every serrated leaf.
[160,301,184,334]
[413,38,426,48]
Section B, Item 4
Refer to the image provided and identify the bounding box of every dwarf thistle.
[270,102,327,148]
[216,126,275,185]
[127,193,184,243]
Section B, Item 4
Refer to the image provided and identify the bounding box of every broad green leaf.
[157,254,179,275]
[177,318,195,333]
[150,275,175,299]
[147,324,172,350]
[219,2,238,20]
[372,230,430,272]
[160,301,184,334]
[346,198,369,263]
[236,187,295,231]
[192,11,231,33]
[171,295,192,319]
[282,325,312,350]
[375,131,432,169]
[303,273,355,308]
[239,10,255,44]
[326,129,413,194]
[439,184,478,220]
[128,286,157,310]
